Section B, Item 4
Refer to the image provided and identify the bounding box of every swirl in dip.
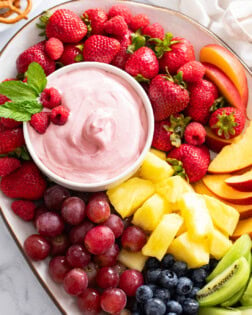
[27,66,148,184]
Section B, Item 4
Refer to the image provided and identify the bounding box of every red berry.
[30,112,50,134]
[45,37,64,60]
[84,226,115,255]
[40,87,62,109]
[119,269,144,296]
[152,119,173,152]
[104,16,128,37]
[49,256,71,283]
[0,157,21,176]
[50,105,70,125]
[59,44,83,65]
[86,194,110,224]
[11,200,36,221]
[84,262,99,287]
[130,14,149,31]
[112,30,132,69]
[66,244,91,268]
[77,288,101,314]
[50,234,70,256]
[121,226,147,252]
[69,221,94,244]
[108,4,132,25]
[0,118,22,129]
[142,23,165,40]
[184,122,206,146]
[63,268,88,296]
[44,185,70,211]
[24,234,50,261]
[94,243,120,267]
[178,61,205,83]
[100,288,127,314]
[83,8,108,35]
[96,266,120,289]
[36,212,64,237]
[0,127,24,154]
[103,214,124,238]
[61,197,86,225]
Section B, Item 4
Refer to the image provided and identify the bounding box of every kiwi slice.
[237,306,252,314]
[241,277,252,306]
[221,285,247,307]
[198,307,241,315]
[207,234,251,282]
[197,257,250,306]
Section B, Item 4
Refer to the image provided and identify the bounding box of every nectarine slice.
[203,174,252,205]
[208,122,252,174]
[200,44,248,107]
[193,180,252,218]
[225,169,252,192]
[231,218,252,240]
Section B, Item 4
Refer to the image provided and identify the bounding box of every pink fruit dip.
[27,67,148,183]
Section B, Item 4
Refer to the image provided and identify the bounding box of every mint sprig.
[0,80,37,101]
[26,62,47,94]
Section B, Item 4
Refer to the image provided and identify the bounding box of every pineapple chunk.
[168,232,210,268]
[209,228,232,260]
[203,195,240,236]
[139,152,173,182]
[118,249,148,272]
[142,213,183,261]
[107,177,155,218]
[176,221,187,236]
[150,148,166,160]
[132,194,169,231]
[179,192,213,240]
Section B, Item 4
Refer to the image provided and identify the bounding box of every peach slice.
[203,63,245,113]
[200,44,248,107]
[193,180,252,219]
[203,174,252,205]
[208,122,252,174]
[231,218,252,240]
[225,169,252,192]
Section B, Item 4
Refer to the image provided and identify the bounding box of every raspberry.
[0,118,22,129]
[178,61,205,83]
[130,14,150,31]
[184,122,206,146]
[11,200,36,221]
[0,157,21,176]
[50,106,70,125]
[30,112,50,134]
[108,4,132,25]
[40,87,62,109]
[45,37,64,60]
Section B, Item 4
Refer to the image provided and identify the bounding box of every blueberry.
[209,258,218,270]
[145,257,160,269]
[166,300,183,314]
[201,263,211,272]
[154,287,171,301]
[166,313,177,315]
[159,270,178,289]
[187,287,200,298]
[148,284,158,292]
[144,298,166,315]
[182,298,199,314]
[136,285,153,303]
[172,261,188,277]
[176,277,193,295]
[191,268,207,284]
[161,254,175,269]
[175,295,186,304]
[146,268,162,284]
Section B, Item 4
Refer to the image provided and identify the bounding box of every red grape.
[113,263,127,276]
[103,214,124,238]
[119,269,144,296]
[36,212,64,237]
[44,185,70,211]
[90,191,108,202]
[49,256,71,283]
[34,204,48,226]
[63,268,88,296]
[84,226,115,255]
[66,244,91,268]
[86,194,111,223]
[69,221,94,244]
[24,234,50,261]
[96,267,119,289]
[121,226,147,252]
[61,197,86,225]
[77,288,101,314]
[100,288,127,314]
[84,262,99,287]
[50,234,69,256]
[94,243,119,267]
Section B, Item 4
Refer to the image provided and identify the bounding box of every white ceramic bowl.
[23,62,154,192]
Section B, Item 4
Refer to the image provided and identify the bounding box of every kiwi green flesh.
[207,234,251,282]
[221,285,247,307]
[238,306,252,314]
[241,277,252,306]
[197,257,250,307]
[198,307,241,315]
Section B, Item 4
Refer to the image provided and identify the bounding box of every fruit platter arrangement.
[0,0,251,314]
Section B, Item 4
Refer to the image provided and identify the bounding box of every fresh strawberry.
[40,87,62,109]
[130,14,150,31]
[0,128,24,154]
[50,106,70,125]
[59,44,83,65]
[45,37,64,60]
[104,16,128,37]
[178,61,205,83]
[83,35,120,64]
[0,157,21,176]
[112,31,132,69]
[16,41,55,75]
[1,161,47,200]
[184,122,206,146]
[0,118,22,129]
[167,144,210,182]
[11,200,36,221]
[108,4,132,25]
[0,123,6,132]
[149,74,190,121]
[186,79,219,125]
[209,107,245,139]
[125,47,159,81]
[30,112,50,134]
[83,8,108,35]
[46,9,87,43]
[142,23,165,40]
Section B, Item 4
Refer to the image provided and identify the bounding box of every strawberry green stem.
[212,110,238,139]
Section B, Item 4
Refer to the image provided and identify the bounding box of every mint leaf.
[0,81,38,101]
[0,100,42,122]
[26,62,47,94]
